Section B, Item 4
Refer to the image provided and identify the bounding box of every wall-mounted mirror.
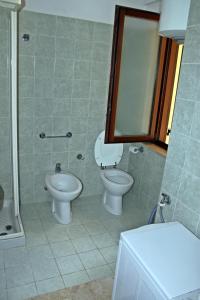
[105,6,182,148]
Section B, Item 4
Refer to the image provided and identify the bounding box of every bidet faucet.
[55,162,61,173]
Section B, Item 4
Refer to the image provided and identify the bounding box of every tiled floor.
[0,195,145,300]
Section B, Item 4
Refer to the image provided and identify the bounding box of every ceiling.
[142,0,160,5]
[23,0,161,24]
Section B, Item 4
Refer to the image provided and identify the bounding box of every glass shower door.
[0,7,13,225]
[0,5,24,247]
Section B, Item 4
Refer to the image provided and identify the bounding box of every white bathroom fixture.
[159,0,191,40]
[113,222,200,299]
[94,131,134,215]
[45,173,82,224]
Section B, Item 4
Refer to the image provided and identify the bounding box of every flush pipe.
[148,193,170,224]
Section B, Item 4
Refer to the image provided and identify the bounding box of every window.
[163,44,183,145]
[105,6,183,149]
[151,38,183,148]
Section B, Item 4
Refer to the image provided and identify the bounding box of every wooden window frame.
[156,39,180,145]
[105,5,180,149]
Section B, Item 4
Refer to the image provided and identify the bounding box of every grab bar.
[39,132,72,139]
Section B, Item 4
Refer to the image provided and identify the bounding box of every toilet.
[94,131,134,215]
[45,173,82,224]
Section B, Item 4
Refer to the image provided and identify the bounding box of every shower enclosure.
[0,0,24,248]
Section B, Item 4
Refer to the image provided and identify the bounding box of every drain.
[0,232,8,236]
[5,225,12,231]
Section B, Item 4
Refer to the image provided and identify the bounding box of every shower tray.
[0,199,25,249]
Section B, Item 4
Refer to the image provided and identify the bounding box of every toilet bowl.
[100,168,134,215]
[94,131,134,215]
[45,173,82,224]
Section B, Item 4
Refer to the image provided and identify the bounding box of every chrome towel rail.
[39,132,72,139]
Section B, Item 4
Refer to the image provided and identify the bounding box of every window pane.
[115,16,160,136]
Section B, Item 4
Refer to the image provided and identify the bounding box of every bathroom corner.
[124,143,166,226]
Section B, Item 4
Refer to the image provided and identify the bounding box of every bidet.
[45,172,82,224]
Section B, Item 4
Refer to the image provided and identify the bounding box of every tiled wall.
[0,8,12,200]
[157,0,200,236]
[18,11,130,203]
[125,144,166,224]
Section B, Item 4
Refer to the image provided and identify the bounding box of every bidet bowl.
[45,173,82,202]
[45,172,83,224]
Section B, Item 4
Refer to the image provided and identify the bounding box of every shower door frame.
[11,10,20,217]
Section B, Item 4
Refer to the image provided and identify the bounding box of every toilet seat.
[94,131,123,167]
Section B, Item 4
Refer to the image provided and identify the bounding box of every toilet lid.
[94,131,123,167]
